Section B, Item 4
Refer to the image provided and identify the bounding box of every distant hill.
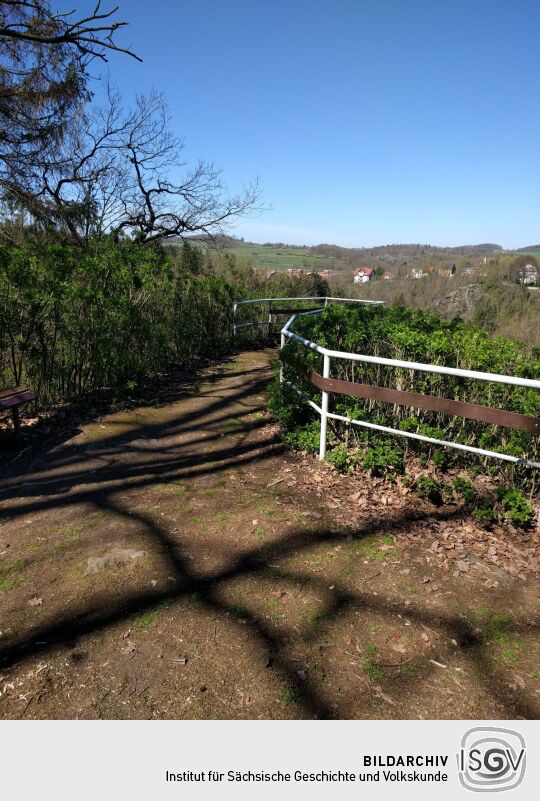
[255,242,504,272]
[516,245,540,253]
[177,236,506,273]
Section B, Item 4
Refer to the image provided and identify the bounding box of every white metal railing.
[233,296,384,333]
[277,306,540,469]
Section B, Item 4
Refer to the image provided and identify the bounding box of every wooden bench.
[0,386,36,435]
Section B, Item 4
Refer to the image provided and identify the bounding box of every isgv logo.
[457,727,526,792]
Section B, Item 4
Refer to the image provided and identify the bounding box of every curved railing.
[281,309,540,468]
[232,296,383,333]
[233,297,540,469]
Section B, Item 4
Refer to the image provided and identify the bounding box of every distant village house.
[353,267,375,283]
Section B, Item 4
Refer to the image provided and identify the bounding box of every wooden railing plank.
[307,371,540,433]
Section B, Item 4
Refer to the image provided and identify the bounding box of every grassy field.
[219,242,340,271]
[202,242,340,270]
[503,251,540,258]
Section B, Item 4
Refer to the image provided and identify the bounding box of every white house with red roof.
[353,266,375,283]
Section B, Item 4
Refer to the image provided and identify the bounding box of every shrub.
[283,421,321,453]
[267,379,311,430]
[496,487,534,528]
[432,449,450,470]
[275,304,540,489]
[327,444,353,473]
[414,475,444,505]
[0,238,237,406]
[363,439,404,477]
[473,504,497,527]
[453,477,477,503]
[471,489,533,529]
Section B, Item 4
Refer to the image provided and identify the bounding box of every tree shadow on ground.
[0,354,538,720]
[0,489,537,720]
[0,355,273,483]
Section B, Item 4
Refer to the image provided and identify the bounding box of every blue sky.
[95,0,539,248]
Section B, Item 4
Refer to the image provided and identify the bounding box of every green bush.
[471,486,533,529]
[363,438,404,477]
[414,475,444,505]
[267,379,311,430]
[283,421,321,453]
[275,304,540,487]
[472,504,497,527]
[453,477,477,503]
[496,487,534,528]
[0,238,237,406]
[432,449,450,470]
[327,444,352,473]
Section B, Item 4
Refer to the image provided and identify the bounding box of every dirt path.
[0,349,538,720]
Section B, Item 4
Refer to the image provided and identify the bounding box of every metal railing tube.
[326,410,540,469]
[234,296,540,470]
[319,353,331,460]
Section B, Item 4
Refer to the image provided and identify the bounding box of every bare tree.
[2,88,261,244]
[0,2,139,193]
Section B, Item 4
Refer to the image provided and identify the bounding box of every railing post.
[279,331,285,383]
[268,300,272,330]
[319,353,330,460]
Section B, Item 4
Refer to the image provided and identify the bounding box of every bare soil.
[0,349,538,720]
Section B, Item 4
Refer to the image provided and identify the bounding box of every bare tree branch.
[0,1,141,61]
[1,88,263,245]
[0,2,141,202]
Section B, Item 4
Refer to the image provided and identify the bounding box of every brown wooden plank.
[0,389,35,410]
[270,307,321,314]
[0,386,25,401]
[308,371,540,433]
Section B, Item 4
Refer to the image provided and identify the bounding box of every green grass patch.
[360,644,384,683]
[281,686,300,706]
[469,611,524,664]
[0,557,29,591]
[0,578,19,592]
[137,610,161,629]
[137,599,171,630]
[358,534,394,560]
[361,658,383,684]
